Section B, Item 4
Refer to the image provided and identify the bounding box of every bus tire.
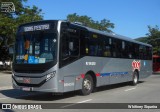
[131,71,139,86]
[80,75,93,95]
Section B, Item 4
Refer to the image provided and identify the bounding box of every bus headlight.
[46,71,56,81]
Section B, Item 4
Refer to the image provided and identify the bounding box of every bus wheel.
[80,75,93,95]
[132,71,139,86]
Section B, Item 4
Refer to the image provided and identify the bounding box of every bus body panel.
[12,64,59,92]
[12,75,58,92]
[12,57,152,93]
[58,56,152,92]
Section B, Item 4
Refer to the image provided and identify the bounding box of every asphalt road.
[0,71,160,112]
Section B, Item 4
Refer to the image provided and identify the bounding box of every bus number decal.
[64,83,74,87]
[132,60,141,71]
[86,62,96,66]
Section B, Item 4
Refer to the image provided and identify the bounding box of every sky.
[25,0,160,39]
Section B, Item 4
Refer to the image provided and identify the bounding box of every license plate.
[22,87,30,91]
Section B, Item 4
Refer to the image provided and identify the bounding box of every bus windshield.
[15,32,57,64]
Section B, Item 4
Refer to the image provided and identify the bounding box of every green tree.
[146,25,160,55]
[135,37,148,43]
[67,13,114,33]
[0,0,43,64]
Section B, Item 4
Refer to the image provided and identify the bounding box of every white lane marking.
[0,86,12,90]
[61,103,77,108]
[125,88,136,92]
[77,99,92,103]
[61,99,92,108]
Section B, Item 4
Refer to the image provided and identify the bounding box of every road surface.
[0,71,160,112]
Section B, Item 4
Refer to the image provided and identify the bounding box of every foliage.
[146,25,160,55]
[135,37,148,43]
[67,13,114,33]
[135,26,160,55]
[0,0,43,62]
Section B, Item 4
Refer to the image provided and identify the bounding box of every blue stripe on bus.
[100,73,110,76]
[100,72,128,77]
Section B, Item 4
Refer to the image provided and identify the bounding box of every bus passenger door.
[59,22,81,92]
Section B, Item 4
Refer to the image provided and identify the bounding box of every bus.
[153,55,160,73]
[12,20,152,95]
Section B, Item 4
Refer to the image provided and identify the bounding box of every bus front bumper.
[12,74,58,93]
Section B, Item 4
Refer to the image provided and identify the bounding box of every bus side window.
[139,45,146,60]
[146,46,152,60]
[129,43,134,59]
[62,35,70,60]
[117,39,122,58]
[80,30,88,55]
[61,33,79,59]
[134,44,139,59]
[60,23,80,67]
[121,41,126,58]
[103,46,111,57]
[103,38,111,57]
[69,36,79,56]
[88,40,103,56]
[112,39,117,57]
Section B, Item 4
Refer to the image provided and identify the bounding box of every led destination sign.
[24,24,50,32]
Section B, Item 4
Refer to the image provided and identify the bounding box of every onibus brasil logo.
[1,2,15,13]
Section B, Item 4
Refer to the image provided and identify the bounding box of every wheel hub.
[84,79,91,90]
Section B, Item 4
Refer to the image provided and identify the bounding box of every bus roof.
[18,20,152,47]
[70,22,152,47]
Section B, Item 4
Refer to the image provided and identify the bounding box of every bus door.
[59,22,81,92]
